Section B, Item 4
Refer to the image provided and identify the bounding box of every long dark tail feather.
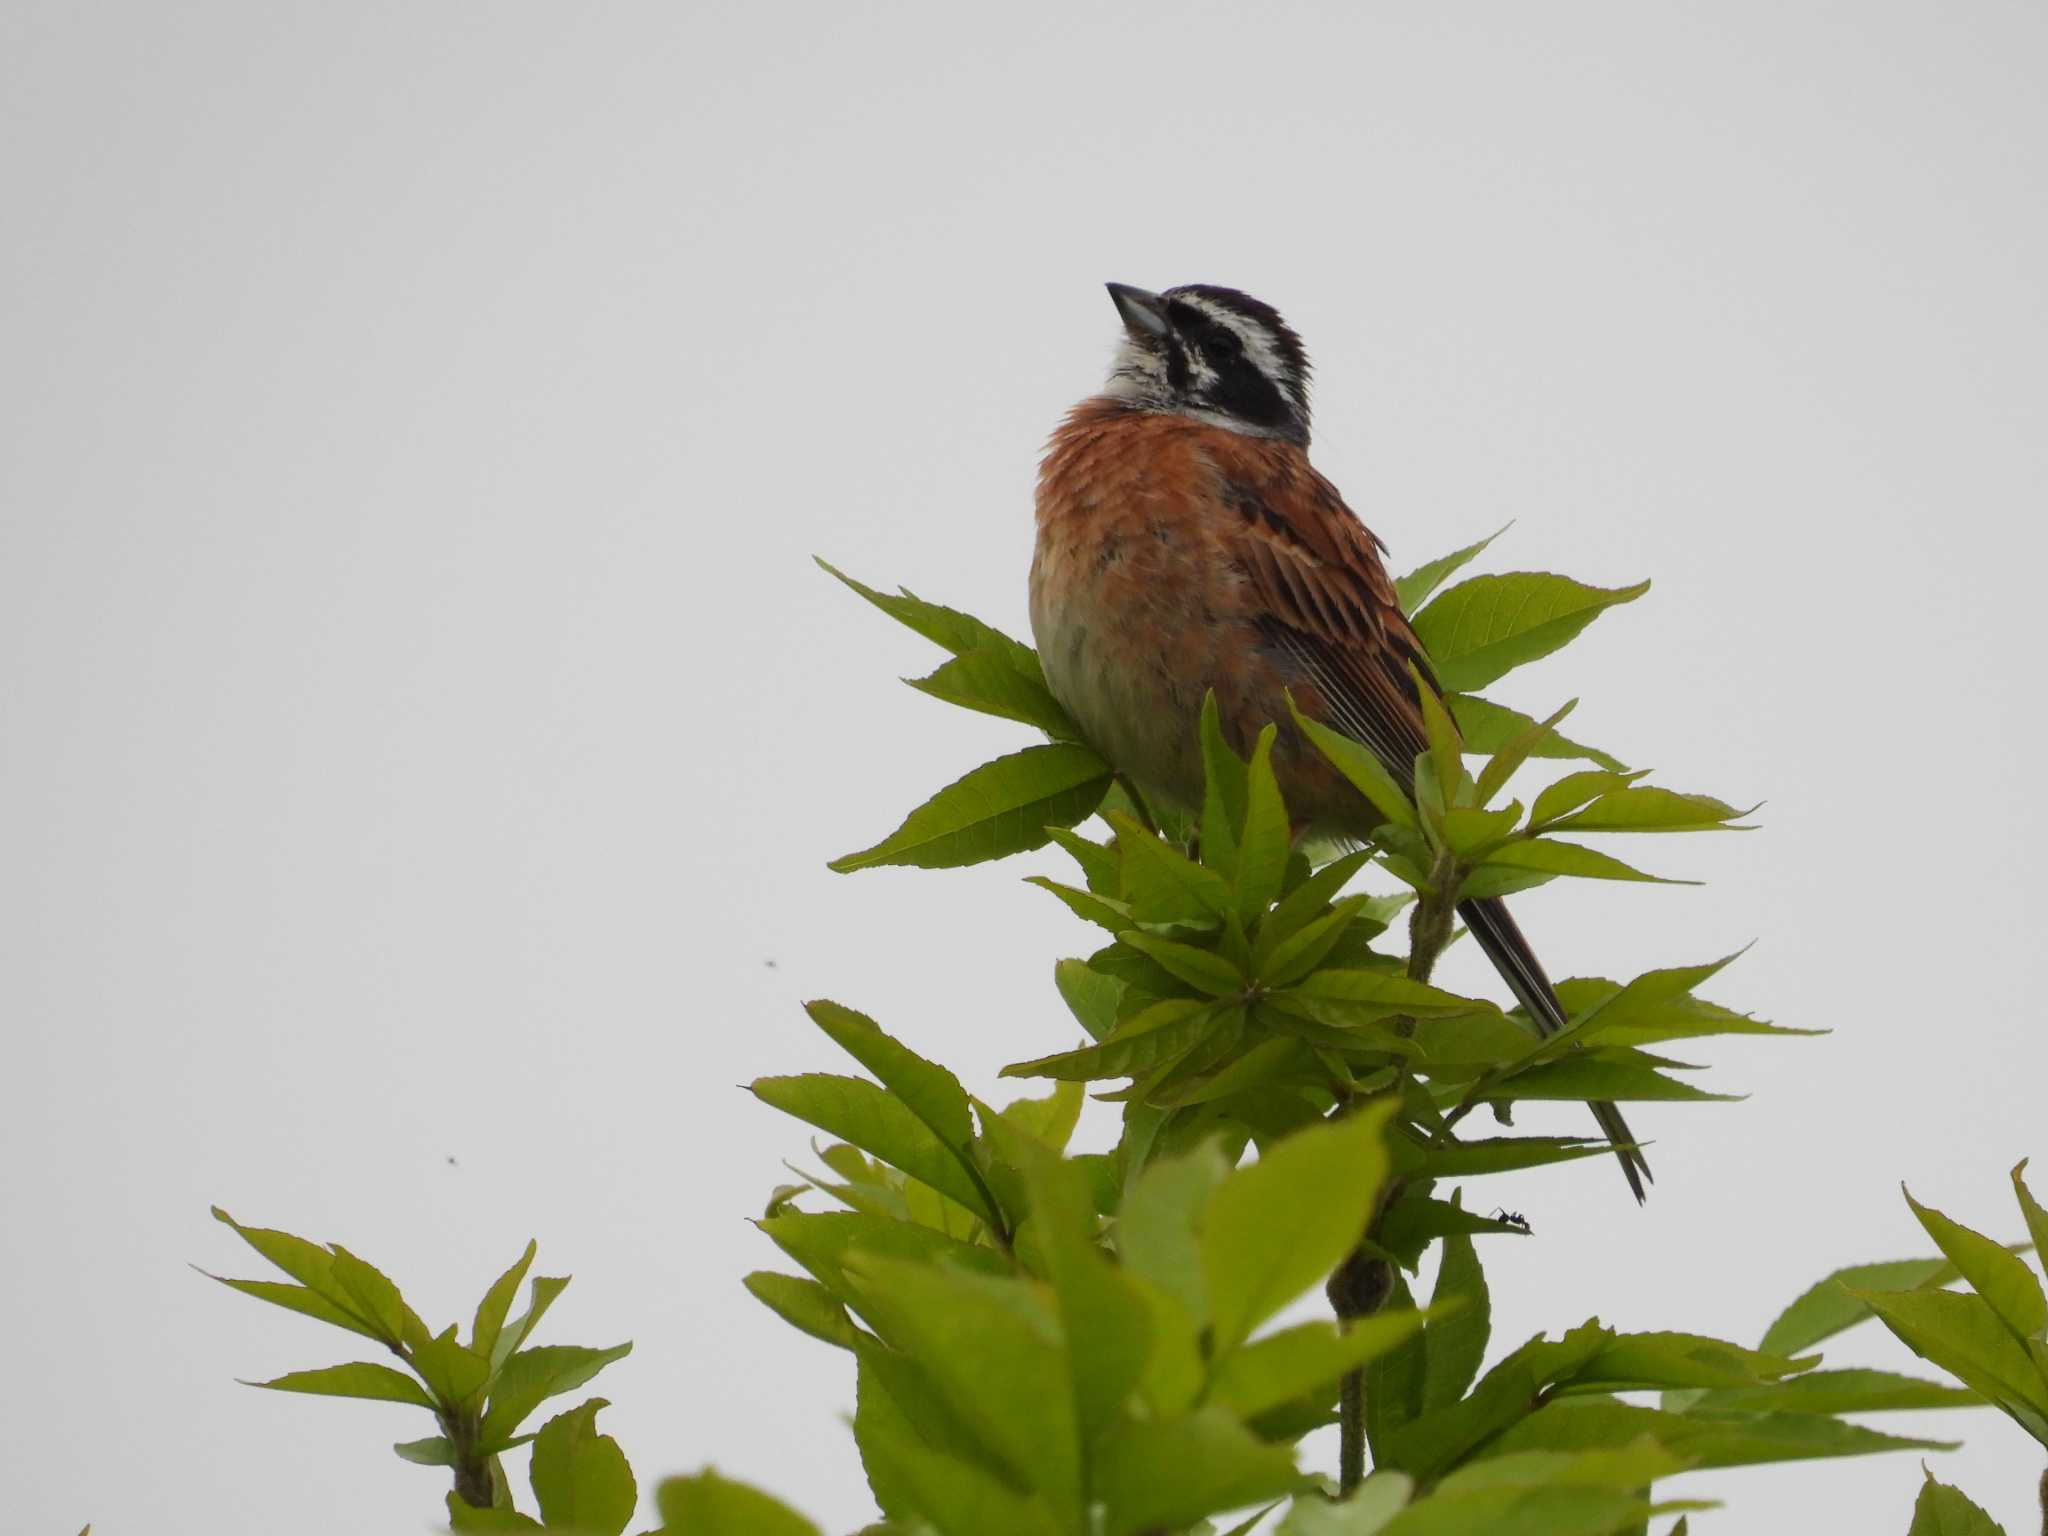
[1456,895,1652,1203]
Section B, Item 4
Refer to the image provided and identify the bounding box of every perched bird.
[1029,282,1649,1201]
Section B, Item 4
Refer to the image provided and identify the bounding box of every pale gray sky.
[5,3,2046,1531]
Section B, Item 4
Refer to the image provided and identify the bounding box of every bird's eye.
[1203,332,1241,366]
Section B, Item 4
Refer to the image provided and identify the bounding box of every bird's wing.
[1217,457,1437,787]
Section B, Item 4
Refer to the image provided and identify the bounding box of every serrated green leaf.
[471,1240,538,1361]
[1238,725,1292,921]
[803,1001,985,1206]
[411,1326,491,1408]
[1475,839,1683,885]
[1412,573,1649,693]
[997,1080,1085,1151]
[198,1271,386,1343]
[757,1211,1006,1305]
[1491,1395,1955,1466]
[857,1411,1065,1536]
[478,1343,632,1450]
[1204,1102,1396,1354]
[1118,930,1245,996]
[1422,1200,1490,1410]
[1908,1467,2008,1536]
[1120,1141,1231,1325]
[1396,526,1510,615]
[656,1468,823,1535]
[1480,1054,1741,1104]
[1111,812,1236,922]
[1200,691,1250,881]
[1903,1186,2048,1344]
[446,1495,544,1532]
[1093,1407,1302,1536]
[530,1398,636,1536]
[209,1208,378,1334]
[1045,825,1120,895]
[751,1074,992,1220]
[1448,695,1627,773]
[1543,786,1753,835]
[1288,696,1417,831]
[1565,1331,1810,1393]
[906,644,1081,739]
[1052,958,1122,1041]
[1475,699,1578,805]
[1529,770,1645,828]
[244,1360,436,1408]
[1281,968,1496,1020]
[1277,1473,1413,1534]
[490,1274,570,1373]
[817,559,1041,674]
[1849,1286,2048,1430]
[840,1256,1082,1515]
[832,744,1111,872]
[1761,1256,1967,1356]
[744,1271,867,1350]
[1002,998,1224,1083]
[323,1245,407,1347]
[1397,1135,1612,1180]
[1025,876,1131,933]
[1685,1367,1981,1415]
[1212,1311,1432,1418]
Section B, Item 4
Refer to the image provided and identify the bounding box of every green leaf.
[1422,1204,1490,1410]
[1093,1407,1303,1536]
[817,559,1042,676]
[804,1001,984,1201]
[656,1468,823,1535]
[1379,1197,1530,1267]
[906,644,1081,739]
[1002,998,1225,1083]
[1121,1140,1231,1325]
[1395,525,1510,615]
[1202,1101,1396,1354]
[1412,573,1649,693]
[1908,1467,2008,1536]
[411,1326,491,1408]
[1258,896,1378,989]
[393,1435,454,1466]
[1400,1136,1612,1180]
[1366,1273,1427,1464]
[1277,1474,1413,1534]
[1761,1256,1969,1355]
[1200,691,1250,881]
[1112,812,1237,922]
[479,1342,633,1449]
[472,1240,538,1361]
[321,1245,407,1347]
[2014,1162,2048,1276]
[1237,726,1292,920]
[1026,876,1131,933]
[198,1271,387,1343]
[1212,1312,1432,1418]
[840,1256,1082,1516]
[1448,695,1627,773]
[997,1080,1085,1152]
[1288,696,1417,830]
[1565,1331,1810,1392]
[1045,825,1120,894]
[1475,699,1578,805]
[1474,839,1683,885]
[751,1073,992,1221]
[1412,670,1466,813]
[1529,771,1642,828]
[243,1360,437,1408]
[489,1274,571,1373]
[1279,968,1496,1022]
[1490,1396,1954,1466]
[1541,786,1753,835]
[856,1410,1066,1536]
[209,1208,378,1334]
[1904,1185,2048,1343]
[1439,805,1522,860]
[1013,1141,1153,1447]
[447,1495,544,1532]
[745,1271,866,1350]
[1849,1287,2048,1429]
[1118,930,1245,996]
[758,1213,1007,1308]
[1684,1367,1981,1415]
[530,1399,637,1536]
[1052,958,1122,1041]
[831,743,1111,872]
[1477,1055,1741,1104]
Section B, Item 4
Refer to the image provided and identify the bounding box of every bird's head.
[1100,282,1312,445]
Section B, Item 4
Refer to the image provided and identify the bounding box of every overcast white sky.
[6,3,2047,1531]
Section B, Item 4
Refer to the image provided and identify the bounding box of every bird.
[1029,281,1649,1201]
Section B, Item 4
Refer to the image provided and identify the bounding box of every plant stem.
[2038,1461,2046,1536]
[1329,859,1460,1495]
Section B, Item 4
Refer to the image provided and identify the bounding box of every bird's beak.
[1106,282,1170,341]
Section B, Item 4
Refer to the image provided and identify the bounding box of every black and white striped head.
[1100,282,1312,445]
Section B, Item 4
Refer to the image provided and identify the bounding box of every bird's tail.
[1456,894,1651,1203]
